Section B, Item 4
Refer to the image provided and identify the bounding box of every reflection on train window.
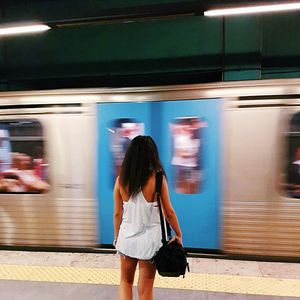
[0,120,50,194]
[170,117,204,194]
[285,112,300,198]
[108,118,144,184]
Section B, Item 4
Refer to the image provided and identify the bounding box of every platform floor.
[0,251,299,299]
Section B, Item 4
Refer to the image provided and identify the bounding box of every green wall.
[0,1,300,90]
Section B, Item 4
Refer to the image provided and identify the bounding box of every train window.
[170,117,204,194]
[285,112,300,198]
[108,118,144,184]
[0,120,50,194]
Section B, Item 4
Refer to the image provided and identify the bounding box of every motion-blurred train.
[0,78,300,258]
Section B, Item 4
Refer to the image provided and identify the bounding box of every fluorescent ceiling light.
[204,2,300,16]
[0,24,50,36]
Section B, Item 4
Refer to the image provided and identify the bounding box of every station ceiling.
[0,1,300,91]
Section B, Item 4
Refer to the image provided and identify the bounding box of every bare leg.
[119,255,138,300]
[137,260,156,300]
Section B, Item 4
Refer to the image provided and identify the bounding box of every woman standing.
[113,135,182,300]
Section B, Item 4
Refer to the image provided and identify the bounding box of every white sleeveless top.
[115,190,162,260]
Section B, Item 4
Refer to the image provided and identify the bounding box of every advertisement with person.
[0,120,50,193]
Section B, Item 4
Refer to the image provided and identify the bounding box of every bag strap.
[155,171,171,244]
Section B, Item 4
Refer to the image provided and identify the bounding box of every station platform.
[0,250,299,299]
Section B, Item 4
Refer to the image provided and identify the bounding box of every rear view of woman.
[113,135,182,300]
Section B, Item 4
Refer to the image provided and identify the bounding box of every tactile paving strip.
[0,264,299,297]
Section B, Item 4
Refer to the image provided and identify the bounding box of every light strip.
[204,2,300,16]
[0,24,50,36]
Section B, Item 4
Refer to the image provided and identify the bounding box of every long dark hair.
[119,135,165,197]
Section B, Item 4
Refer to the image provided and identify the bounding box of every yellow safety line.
[0,264,299,297]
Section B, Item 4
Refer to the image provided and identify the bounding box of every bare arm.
[113,177,123,245]
[160,176,183,245]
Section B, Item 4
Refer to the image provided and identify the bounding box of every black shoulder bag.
[153,171,189,277]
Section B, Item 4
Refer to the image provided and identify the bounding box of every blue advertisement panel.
[157,99,221,249]
[97,102,151,244]
[97,99,221,249]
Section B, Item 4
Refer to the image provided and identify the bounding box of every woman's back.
[116,173,162,260]
[119,173,156,203]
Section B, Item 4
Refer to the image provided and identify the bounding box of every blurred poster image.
[170,117,204,194]
[108,118,144,182]
[0,121,50,194]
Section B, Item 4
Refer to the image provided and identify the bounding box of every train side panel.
[0,106,97,247]
[224,106,300,256]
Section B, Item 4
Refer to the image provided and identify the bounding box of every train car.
[0,78,299,258]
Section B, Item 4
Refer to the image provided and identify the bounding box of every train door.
[97,102,152,244]
[158,99,222,249]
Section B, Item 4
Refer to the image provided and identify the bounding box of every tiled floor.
[0,281,297,300]
[0,251,299,299]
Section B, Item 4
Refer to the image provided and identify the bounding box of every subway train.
[0,78,300,258]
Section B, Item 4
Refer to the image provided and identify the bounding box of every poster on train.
[0,120,50,194]
[97,102,152,245]
[157,99,221,249]
[97,99,221,249]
